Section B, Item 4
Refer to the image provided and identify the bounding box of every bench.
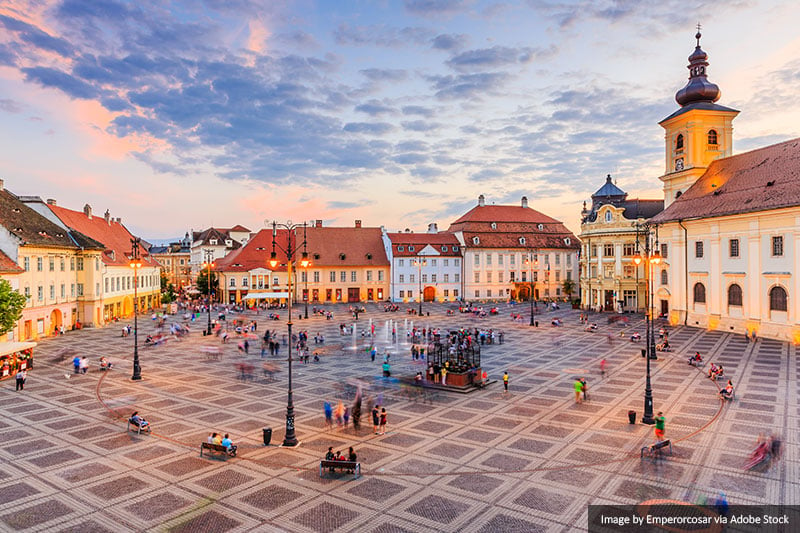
[641,440,672,459]
[127,418,151,435]
[319,460,360,479]
[688,358,704,367]
[719,389,736,401]
[200,442,236,458]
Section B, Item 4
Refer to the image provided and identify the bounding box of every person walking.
[79,357,89,374]
[441,366,447,386]
[15,368,26,391]
[574,378,583,403]
[503,371,509,393]
[655,411,666,442]
[600,359,607,378]
[372,404,380,434]
[378,407,387,435]
[73,355,81,374]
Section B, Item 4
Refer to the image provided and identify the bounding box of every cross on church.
[696,22,702,33]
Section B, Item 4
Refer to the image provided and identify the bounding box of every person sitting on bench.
[130,411,150,432]
[688,352,703,365]
[709,364,724,381]
[220,433,237,455]
[325,447,336,472]
[630,332,641,342]
[100,357,113,370]
[719,380,734,399]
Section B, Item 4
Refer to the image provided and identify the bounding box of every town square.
[2,1,800,532]
[1,301,798,532]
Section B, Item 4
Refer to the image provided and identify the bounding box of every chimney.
[478,194,485,207]
[104,209,111,224]
[46,198,57,206]
[0,179,3,191]
[355,220,362,228]
[315,219,322,228]
[83,204,92,219]
[427,223,438,234]
[521,196,528,208]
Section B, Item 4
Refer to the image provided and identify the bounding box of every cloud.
[446,45,556,71]
[470,168,503,181]
[334,24,434,47]
[428,72,509,99]
[401,120,441,132]
[404,0,473,17]
[327,200,363,209]
[277,30,319,49]
[431,33,469,51]
[360,68,408,82]
[0,99,23,113]
[0,14,74,57]
[393,153,429,165]
[401,105,434,117]
[343,122,395,135]
[355,101,396,116]
[22,67,99,99]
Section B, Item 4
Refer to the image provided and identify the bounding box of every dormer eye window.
[313,253,320,260]
[441,246,447,252]
[490,222,497,230]
[519,237,526,245]
[675,134,684,151]
[339,253,346,260]
[408,246,415,252]
[537,224,544,231]
[366,253,372,260]
[225,239,232,246]
[472,237,480,245]
[564,238,571,245]
[397,246,404,252]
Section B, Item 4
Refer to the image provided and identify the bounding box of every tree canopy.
[0,279,27,336]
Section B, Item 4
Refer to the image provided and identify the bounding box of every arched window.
[676,134,684,150]
[693,282,706,303]
[769,286,787,311]
[707,129,718,145]
[660,269,668,286]
[728,284,742,306]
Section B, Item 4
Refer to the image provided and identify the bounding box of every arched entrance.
[518,285,531,300]
[423,286,436,302]
[50,309,62,334]
[123,296,133,316]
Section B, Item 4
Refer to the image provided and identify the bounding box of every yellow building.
[579,176,663,312]
[0,184,105,339]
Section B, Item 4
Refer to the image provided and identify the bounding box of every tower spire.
[674,26,720,107]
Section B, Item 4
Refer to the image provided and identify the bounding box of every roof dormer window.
[472,236,480,245]
[441,246,447,252]
[564,238,571,245]
[225,239,232,246]
[339,253,346,260]
[519,237,526,245]
[397,246,404,252]
[490,222,497,230]
[537,224,544,231]
[408,246,414,252]
[210,239,218,245]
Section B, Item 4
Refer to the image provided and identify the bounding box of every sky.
[1,0,799,241]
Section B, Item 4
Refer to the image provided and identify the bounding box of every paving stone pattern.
[0,302,797,531]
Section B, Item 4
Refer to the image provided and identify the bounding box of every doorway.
[423,286,436,302]
[347,288,360,302]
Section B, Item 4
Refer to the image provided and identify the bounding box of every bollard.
[263,427,272,446]
[628,410,636,424]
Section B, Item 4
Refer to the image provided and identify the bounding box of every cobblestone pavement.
[1,303,797,532]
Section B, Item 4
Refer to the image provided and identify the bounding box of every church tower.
[659,30,739,207]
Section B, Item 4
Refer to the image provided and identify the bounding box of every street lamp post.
[202,249,215,336]
[303,270,309,319]
[130,238,142,380]
[633,222,661,425]
[269,220,309,447]
[413,257,426,315]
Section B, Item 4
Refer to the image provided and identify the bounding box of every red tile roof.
[386,232,462,257]
[653,137,800,223]
[0,190,94,250]
[215,226,390,271]
[0,249,23,273]
[48,205,158,267]
[450,204,560,225]
[306,226,389,266]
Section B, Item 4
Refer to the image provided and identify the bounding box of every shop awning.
[0,341,37,357]
[244,292,289,300]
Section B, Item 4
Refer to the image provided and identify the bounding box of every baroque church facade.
[651,32,800,342]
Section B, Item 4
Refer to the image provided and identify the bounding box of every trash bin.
[534,321,539,327]
[263,428,272,446]
[628,410,636,424]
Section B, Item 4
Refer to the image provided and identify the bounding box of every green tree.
[562,279,575,300]
[196,270,218,296]
[162,283,176,304]
[0,279,27,336]
[160,271,169,291]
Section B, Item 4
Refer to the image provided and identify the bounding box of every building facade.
[0,184,105,339]
[650,32,800,342]
[383,226,462,303]
[449,196,580,302]
[579,175,664,312]
[190,226,250,278]
[149,233,192,290]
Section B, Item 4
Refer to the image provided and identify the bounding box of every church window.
[769,286,787,311]
[707,129,718,145]
[772,236,784,257]
[695,241,704,258]
[660,269,668,286]
[675,134,684,150]
[728,284,742,307]
[729,239,739,258]
[693,282,706,304]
